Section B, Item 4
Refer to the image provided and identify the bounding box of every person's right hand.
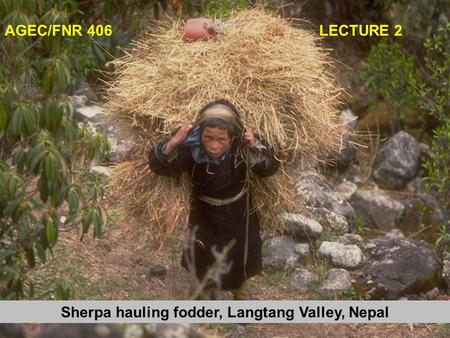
[172,123,193,145]
[163,123,193,154]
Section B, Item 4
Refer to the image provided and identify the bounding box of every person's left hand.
[244,129,257,149]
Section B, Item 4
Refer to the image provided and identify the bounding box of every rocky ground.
[13,215,450,337]
[19,92,449,336]
[62,83,450,303]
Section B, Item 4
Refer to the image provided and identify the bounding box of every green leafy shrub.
[61,38,97,79]
[362,40,422,127]
[362,22,449,211]
[419,23,449,211]
[420,23,450,123]
[0,0,110,299]
[424,118,450,210]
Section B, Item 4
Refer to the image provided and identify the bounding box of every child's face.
[201,127,231,159]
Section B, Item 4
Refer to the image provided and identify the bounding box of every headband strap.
[194,103,243,132]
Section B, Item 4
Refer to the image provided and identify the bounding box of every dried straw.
[106,8,345,246]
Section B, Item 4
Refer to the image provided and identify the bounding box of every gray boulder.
[318,268,352,298]
[91,165,111,178]
[331,233,364,246]
[400,195,446,232]
[373,131,421,189]
[405,177,426,194]
[350,186,404,230]
[335,181,358,200]
[385,228,405,239]
[279,212,323,239]
[336,140,357,166]
[335,109,358,166]
[287,268,317,293]
[296,170,356,225]
[362,233,442,299]
[317,241,364,268]
[68,79,134,163]
[75,105,134,163]
[262,236,306,269]
[306,207,350,232]
[401,178,447,231]
[75,104,103,121]
[69,79,98,104]
[69,94,89,110]
[294,243,310,257]
[425,287,440,300]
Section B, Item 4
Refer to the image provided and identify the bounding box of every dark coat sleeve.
[244,137,279,177]
[148,139,192,177]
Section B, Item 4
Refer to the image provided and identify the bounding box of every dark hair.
[198,99,243,138]
[200,117,236,138]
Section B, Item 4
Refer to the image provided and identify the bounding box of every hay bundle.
[107,9,344,246]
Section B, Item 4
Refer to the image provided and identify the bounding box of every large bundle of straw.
[106,9,344,246]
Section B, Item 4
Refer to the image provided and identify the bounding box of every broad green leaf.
[93,209,101,238]
[8,176,17,196]
[29,148,46,174]
[50,104,63,132]
[42,69,53,95]
[25,246,35,268]
[61,61,71,87]
[44,153,57,179]
[81,209,93,239]
[51,183,67,208]
[55,62,67,93]
[35,243,46,264]
[10,106,23,136]
[67,187,79,212]
[45,216,57,246]
[22,106,36,136]
[13,147,26,173]
[37,176,48,203]
[0,101,7,131]
[28,141,45,164]
[46,180,54,201]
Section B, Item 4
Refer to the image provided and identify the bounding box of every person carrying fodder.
[148,99,279,299]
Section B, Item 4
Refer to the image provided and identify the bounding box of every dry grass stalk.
[106,8,345,247]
